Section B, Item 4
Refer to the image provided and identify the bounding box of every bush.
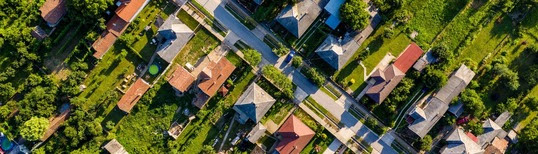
[466,120,484,135]
[272,46,289,57]
[262,66,294,98]
[20,117,50,141]
[292,56,302,68]
[420,135,432,151]
[303,67,325,86]
[243,49,262,66]
[461,89,487,119]
[422,66,447,89]
[383,27,394,38]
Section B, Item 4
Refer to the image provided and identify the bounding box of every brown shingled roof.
[167,64,195,93]
[275,115,315,154]
[40,0,66,26]
[197,57,236,97]
[117,78,150,113]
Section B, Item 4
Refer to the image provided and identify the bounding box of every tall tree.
[67,0,113,23]
[20,117,50,141]
[341,0,370,30]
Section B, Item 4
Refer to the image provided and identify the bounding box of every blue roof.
[324,0,345,29]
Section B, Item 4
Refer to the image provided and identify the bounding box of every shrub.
[262,66,294,98]
[272,46,289,57]
[422,66,447,89]
[340,0,370,30]
[383,27,394,38]
[20,117,50,141]
[292,56,302,68]
[303,67,325,86]
[420,135,433,151]
[243,49,262,66]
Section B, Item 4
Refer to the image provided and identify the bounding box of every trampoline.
[149,64,160,75]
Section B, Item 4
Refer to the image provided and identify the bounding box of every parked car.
[283,50,295,64]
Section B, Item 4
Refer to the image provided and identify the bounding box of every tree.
[420,135,432,151]
[394,9,412,24]
[0,83,15,102]
[525,97,538,111]
[272,46,289,57]
[201,145,216,154]
[304,67,325,86]
[431,43,452,67]
[422,66,447,89]
[67,0,114,23]
[243,49,262,66]
[461,89,487,119]
[493,63,520,91]
[340,0,370,30]
[524,65,538,86]
[20,117,50,141]
[518,119,538,153]
[466,120,484,135]
[292,56,303,68]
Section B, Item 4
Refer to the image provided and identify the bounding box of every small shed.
[247,123,267,143]
[103,139,128,154]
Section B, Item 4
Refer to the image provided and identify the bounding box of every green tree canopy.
[461,89,487,119]
[67,0,113,23]
[341,0,370,30]
[422,66,448,89]
[420,135,432,151]
[20,117,50,141]
[243,49,262,66]
[518,118,538,153]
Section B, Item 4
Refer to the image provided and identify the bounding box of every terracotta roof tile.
[40,0,66,26]
[116,0,148,22]
[117,78,150,113]
[106,15,130,36]
[92,32,118,59]
[394,43,424,73]
[167,64,195,92]
[275,115,315,154]
[197,57,236,97]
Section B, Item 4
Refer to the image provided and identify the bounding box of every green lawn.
[225,51,243,66]
[301,129,334,154]
[293,108,321,131]
[406,0,469,45]
[177,9,200,30]
[173,28,220,65]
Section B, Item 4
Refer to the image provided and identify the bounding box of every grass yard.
[225,51,243,66]
[405,0,469,45]
[335,25,411,93]
[293,108,321,131]
[301,129,334,154]
[251,0,289,22]
[173,28,220,65]
[258,76,295,125]
[177,9,200,30]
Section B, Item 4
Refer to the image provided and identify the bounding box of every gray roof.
[103,139,128,154]
[233,83,276,124]
[315,34,359,69]
[253,0,263,5]
[276,0,323,38]
[448,102,464,117]
[441,128,484,154]
[478,119,507,148]
[408,64,475,138]
[408,97,449,138]
[413,50,437,71]
[494,111,511,127]
[156,16,194,63]
[366,65,405,103]
[435,64,475,103]
[247,123,267,143]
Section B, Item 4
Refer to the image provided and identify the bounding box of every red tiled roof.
[275,115,315,154]
[92,32,118,59]
[466,132,479,143]
[394,43,424,73]
[106,15,130,36]
[116,0,148,22]
[40,0,66,26]
[167,64,195,92]
[41,107,70,141]
[197,58,236,97]
[117,78,150,113]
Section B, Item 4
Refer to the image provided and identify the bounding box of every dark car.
[283,50,295,64]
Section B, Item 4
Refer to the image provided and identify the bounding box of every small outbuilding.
[103,139,128,154]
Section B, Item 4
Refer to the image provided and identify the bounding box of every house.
[103,139,128,154]
[413,50,437,71]
[233,83,276,124]
[484,137,509,154]
[448,102,464,117]
[323,0,345,30]
[478,119,507,148]
[193,57,236,108]
[274,115,315,154]
[167,64,195,95]
[407,64,475,138]
[247,123,267,143]
[116,78,151,113]
[92,0,150,59]
[40,103,71,142]
[440,128,484,154]
[156,16,194,63]
[315,34,359,70]
[276,0,324,38]
[366,43,424,103]
[40,0,67,27]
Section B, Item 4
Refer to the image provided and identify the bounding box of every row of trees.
[261,66,294,98]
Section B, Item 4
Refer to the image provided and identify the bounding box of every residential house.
[103,139,128,154]
[40,0,67,27]
[477,112,510,148]
[92,0,150,59]
[407,64,475,138]
[167,64,195,95]
[193,57,236,108]
[366,43,424,103]
[323,0,344,30]
[156,16,194,63]
[412,50,437,71]
[440,128,484,154]
[274,115,315,154]
[247,123,267,143]
[276,0,324,38]
[484,137,508,154]
[41,104,71,142]
[116,78,151,113]
[315,34,359,70]
[233,83,276,124]
[448,102,464,117]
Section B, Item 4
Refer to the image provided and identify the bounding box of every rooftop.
[233,83,276,124]
[156,16,194,63]
[195,57,235,108]
[40,0,67,27]
[366,65,406,103]
[116,0,150,22]
[276,0,324,38]
[247,123,267,143]
[275,115,315,154]
[478,119,507,148]
[117,78,150,113]
[167,64,195,93]
[441,128,484,154]
[323,0,345,29]
[103,139,128,154]
[393,43,424,73]
[315,34,359,69]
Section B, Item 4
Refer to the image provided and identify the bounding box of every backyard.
[173,27,220,66]
[293,108,335,154]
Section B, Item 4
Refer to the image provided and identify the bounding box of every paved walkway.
[323,139,342,154]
